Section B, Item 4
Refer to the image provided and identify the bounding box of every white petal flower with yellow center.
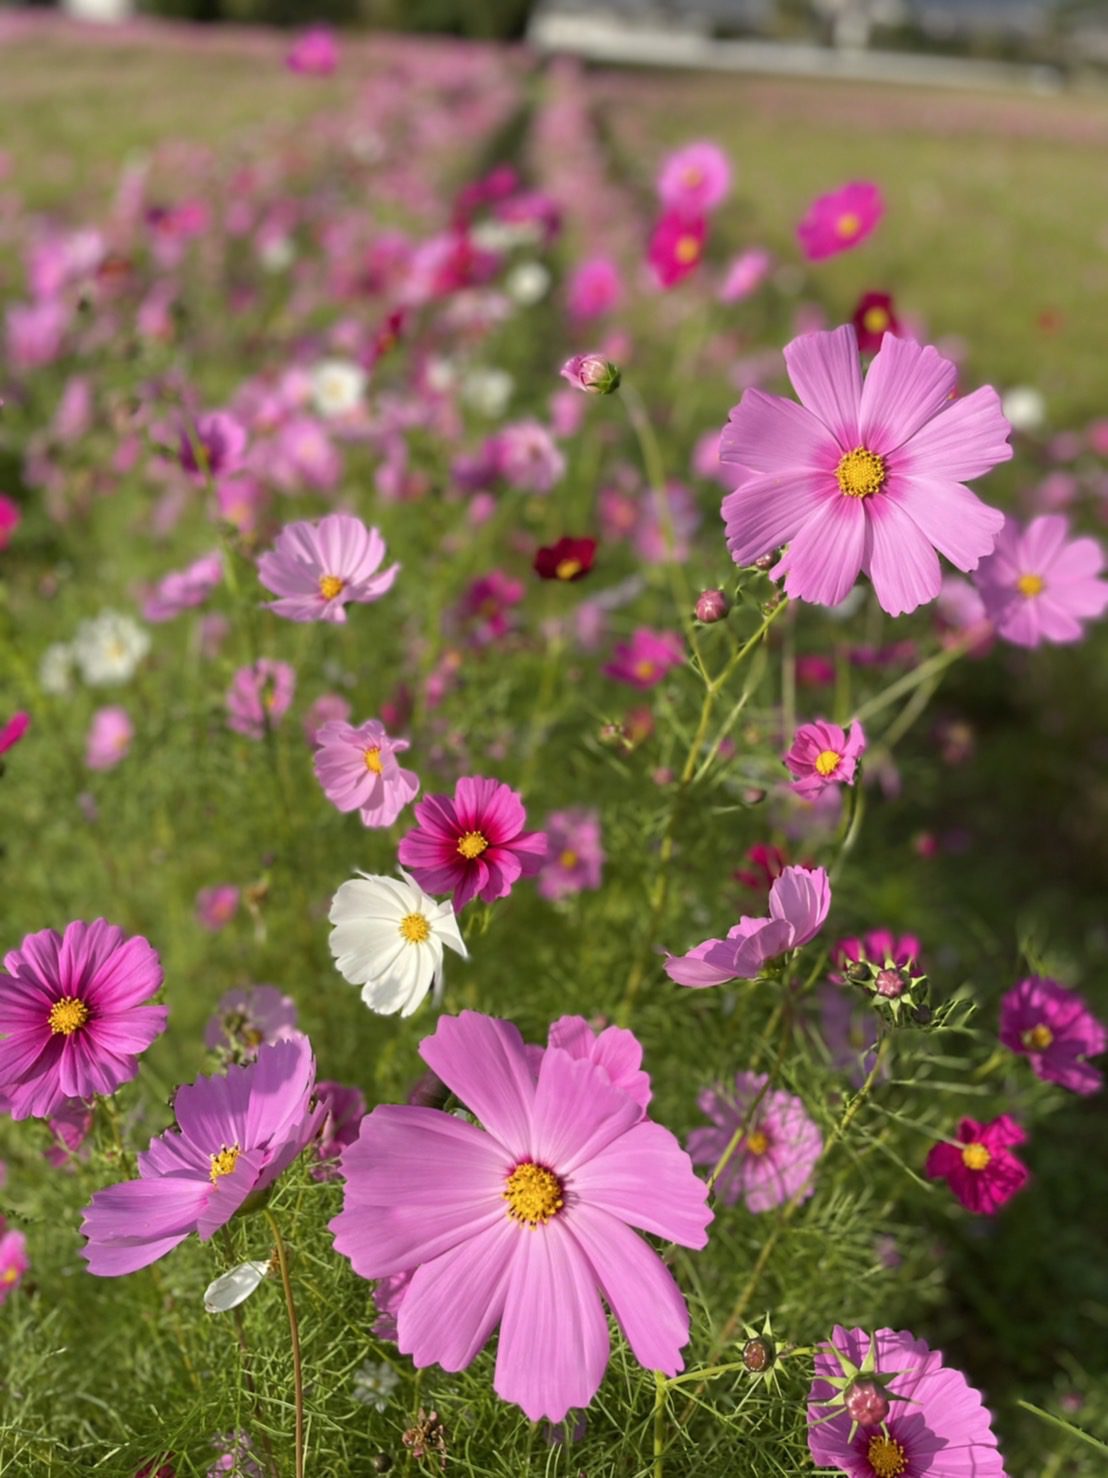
[309,358,367,420]
[328,870,466,1017]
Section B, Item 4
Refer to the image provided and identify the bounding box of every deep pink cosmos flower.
[999,977,1105,1096]
[226,659,295,739]
[398,776,547,911]
[688,1072,822,1212]
[85,707,133,772]
[666,865,831,988]
[797,181,884,261]
[648,212,706,289]
[142,552,222,623]
[456,570,525,647]
[204,984,299,1058]
[313,718,420,828]
[257,513,398,624]
[179,411,247,481]
[0,711,29,756]
[534,536,597,582]
[0,1226,28,1303]
[312,1080,367,1181]
[82,1037,324,1276]
[808,1326,1007,1478]
[925,1114,1029,1215]
[0,494,20,550]
[852,291,899,354]
[603,628,685,689]
[329,1011,712,1422]
[720,326,1012,615]
[784,719,866,797]
[0,920,166,1120]
[657,141,732,217]
[195,885,240,933]
[285,26,339,75]
[720,248,772,303]
[538,809,604,902]
[734,841,788,897]
[44,1098,94,1169]
[831,930,922,983]
[566,257,623,321]
[973,514,1108,647]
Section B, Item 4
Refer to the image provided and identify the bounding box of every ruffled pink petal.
[419,1011,535,1157]
[570,1120,712,1247]
[889,475,1004,574]
[773,495,866,607]
[547,1017,651,1111]
[729,917,794,976]
[663,938,738,988]
[859,335,957,454]
[722,472,832,567]
[531,1046,642,1176]
[81,1177,210,1276]
[768,866,831,947]
[783,326,862,445]
[897,384,1012,482]
[863,493,943,617]
[397,1217,517,1371]
[720,390,834,474]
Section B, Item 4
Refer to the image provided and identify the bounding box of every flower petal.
[570,1120,712,1248]
[783,326,862,445]
[859,335,958,453]
[773,495,866,607]
[419,1011,534,1156]
[864,494,944,617]
[397,1217,517,1371]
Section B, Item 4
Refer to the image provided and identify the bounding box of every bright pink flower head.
[648,212,706,289]
[832,930,921,982]
[215,474,267,536]
[258,513,398,625]
[666,865,831,988]
[999,977,1105,1096]
[734,841,788,896]
[720,248,772,304]
[973,514,1108,647]
[312,1080,367,1181]
[784,718,866,797]
[0,1227,28,1303]
[398,776,547,911]
[603,627,685,689]
[925,1114,1029,1215]
[85,706,133,771]
[226,659,295,739]
[688,1071,822,1212]
[853,290,899,354]
[566,257,623,322]
[0,920,166,1120]
[204,984,299,1058]
[808,1326,1007,1478]
[538,809,604,902]
[5,300,69,370]
[0,495,21,551]
[196,885,240,933]
[313,718,420,829]
[797,180,884,261]
[457,570,525,647]
[720,326,1012,615]
[143,551,222,623]
[657,141,732,217]
[0,711,29,757]
[179,412,247,481]
[82,1036,324,1276]
[329,1011,711,1421]
[286,26,339,76]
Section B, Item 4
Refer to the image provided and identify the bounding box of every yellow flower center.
[633,658,658,682]
[399,912,430,944]
[319,573,345,600]
[0,1267,18,1284]
[364,746,383,773]
[559,849,579,870]
[1016,572,1044,598]
[863,306,890,333]
[745,1129,769,1157]
[1022,1023,1054,1050]
[681,165,703,187]
[837,211,861,239]
[48,997,89,1036]
[674,234,701,265]
[457,830,489,860]
[866,1434,908,1478]
[814,749,842,777]
[555,558,582,580]
[503,1161,564,1227]
[961,1142,991,1171]
[836,447,887,498]
[209,1144,240,1183]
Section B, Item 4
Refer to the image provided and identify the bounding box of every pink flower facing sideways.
[925,1114,1029,1215]
[313,718,419,828]
[720,326,1012,616]
[796,180,884,261]
[85,707,133,771]
[603,628,685,689]
[785,718,865,797]
[657,141,732,217]
[398,776,547,911]
[142,551,222,623]
[0,920,166,1120]
[0,1226,28,1302]
[666,864,831,988]
[538,809,604,902]
[226,659,295,739]
[82,1036,324,1275]
[973,514,1108,647]
[330,1011,712,1422]
[0,711,30,756]
[688,1072,822,1213]
[999,977,1105,1096]
[257,513,398,624]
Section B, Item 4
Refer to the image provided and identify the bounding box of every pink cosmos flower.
[44,1098,94,1169]
[82,1037,324,1276]
[720,326,1012,615]
[666,864,831,988]
[544,1014,652,1111]
[195,885,240,933]
[784,718,866,797]
[257,513,398,624]
[398,776,547,911]
[329,1011,712,1422]
[796,180,884,261]
[720,248,772,304]
[286,26,339,75]
[687,1071,822,1212]
[831,930,921,983]
[603,628,685,689]
[6,300,69,370]
[456,570,525,647]
[85,707,134,771]
[142,551,222,622]
[973,514,1108,647]
[807,1326,1007,1478]
[925,1114,1029,1215]
[204,985,299,1058]
[999,977,1105,1096]
[179,411,247,481]
[657,141,732,217]
[0,920,166,1120]
[302,693,351,745]
[312,1080,367,1181]
[538,809,604,902]
[226,659,295,739]
[0,494,20,551]
[491,420,565,494]
[0,711,29,756]
[0,1227,28,1303]
[648,212,706,289]
[566,257,623,322]
[313,718,420,828]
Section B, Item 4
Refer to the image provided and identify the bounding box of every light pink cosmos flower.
[491,420,565,494]
[0,920,166,1120]
[330,1011,712,1422]
[720,326,1012,616]
[5,300,69,370]
[226,659,295,738]
[973,514,1108,647]
[286,26,339,75]
[0,711,29,756]
[313,718,420,828]
[657,141,732,217]
[603,628,685,689]
[538,809,604,902]
[303,693,351,745]
[544,1014,652,1111]
[142,551,222,622]
[0,1226,28,1303]
[82,1037,324,1276]
[796,180,884,261]
[195,885,240,933]
[665,865,831,988]
[0,494,21,550]
[687,1072,822,1212]
[312,1080,367,1181]
[999,977,1105,1096]
[85,707,133,771]
[720,248,772,303]
[257,513,398,624]
[559,354,620,396]
[398,776,547,911]
[784,718,866,797]
[925,1114,1029,1215]
[204,984,299,1058]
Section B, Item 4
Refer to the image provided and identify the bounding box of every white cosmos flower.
[204,1260,271,1314]
[1001,386,1045,433]
[39,641,76,695]
[505,261,551,306]
[309,358,367,420]
[328,870,466,1017]
[72,611,150,687]
[460,366,514,418]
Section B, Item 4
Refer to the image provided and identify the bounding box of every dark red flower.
[533,536,597,582]
[852,291,899,354]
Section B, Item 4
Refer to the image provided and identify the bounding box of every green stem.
[264,1210,305,1478]
[854,639,969,725]
[653,1370,667,1478]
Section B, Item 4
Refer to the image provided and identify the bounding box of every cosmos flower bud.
[844,1378,890,1428]
[695,588,730,623]
[742,1336,775,1373]
[559,354,621,395]
[874,967,907,998]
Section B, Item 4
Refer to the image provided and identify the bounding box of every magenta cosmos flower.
[196,884,239,932]
[85,706,133,771]
[603,627,685,689]
[0,711,30,756]
[796,180,884,261]
[226,659,295,739]
[688,1072,822,1212]
[0,920,166,1120]
[81,1036,324,1276]
[204,984,299,1058]
[925,1114,1028,1215]
[808,1325,1007,1478]
[179,411,247,481]
[566,256,623,321]
[999,977,1105,1096]
[286,26,339,75]
[784,718,865,797]
[313,718,419,828]
[257,513,398,624]
[720,326,1012,616]
[0,1226,28,1303]
[657,141,732,217]
[397,776,547,911]
[329,1011,712,1422]
[0,494,21,551]
[973,514,1108,647]
[142,551,222,623]
[831,930,921,983]
[666,864,831,988]
[648,212,706,289]
[537,809,604,902]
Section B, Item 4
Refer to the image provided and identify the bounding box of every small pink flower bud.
[844,1379,890,1428]
[874,967,907,998]
[695,588,729,623]
[560,354,621,395]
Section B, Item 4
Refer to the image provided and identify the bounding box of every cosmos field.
[1,17,1108,1478]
